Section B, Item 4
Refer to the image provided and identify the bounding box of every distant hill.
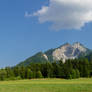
[18,42,91,66]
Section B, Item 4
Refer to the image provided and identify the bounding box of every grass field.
[0,78,92,92]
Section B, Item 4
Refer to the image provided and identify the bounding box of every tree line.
[0,58,92,81]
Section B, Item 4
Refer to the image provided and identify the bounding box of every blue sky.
[0,0,92,68]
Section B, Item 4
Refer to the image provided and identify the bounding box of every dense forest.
[0,58,92,81]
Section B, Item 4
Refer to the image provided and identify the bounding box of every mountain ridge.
[18,42,91,66]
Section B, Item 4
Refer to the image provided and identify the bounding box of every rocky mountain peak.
[59,43,71,48]
[52,42,88,62]
[72,42,87,52]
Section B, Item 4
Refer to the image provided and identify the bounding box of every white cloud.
[28,0,92,30]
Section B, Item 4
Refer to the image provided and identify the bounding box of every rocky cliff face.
[52,42,87,62]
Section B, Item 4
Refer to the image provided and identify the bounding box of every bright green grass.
[0,78,92,92]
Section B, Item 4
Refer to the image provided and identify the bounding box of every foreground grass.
[0,78,92,92]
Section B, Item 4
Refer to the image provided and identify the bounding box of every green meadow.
[0,78,92,92]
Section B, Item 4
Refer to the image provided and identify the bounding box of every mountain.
[18,42,91,66]
[51,42,90,62]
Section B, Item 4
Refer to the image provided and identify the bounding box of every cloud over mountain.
[29,0,92,30]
